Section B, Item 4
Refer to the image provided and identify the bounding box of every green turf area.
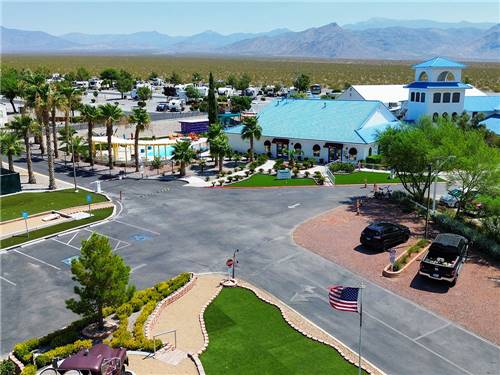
[0,207,113,249]
[201,287,366,375]
[0,189,108,222]
[228,174,316,187]
[332,171,400,185]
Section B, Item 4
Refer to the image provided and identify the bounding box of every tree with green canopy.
[230,96,252,113]
[128,108,151,172]
[208,72,217,125]
[116,70,134,99]
[0,68,21,113]
[66,233,134,330]
[172,140,197,176]
[98,103,123,169]
[293,73,311,92]
[240,116,262,162]
[100,68,119,81]
[169,72,182,85]
[185,85,200,100]
[75,67,91,81]
[7,115,40,183]
[236,73,251,92]
[0,130,24,172]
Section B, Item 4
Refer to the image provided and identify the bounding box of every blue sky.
[2,1,498,35]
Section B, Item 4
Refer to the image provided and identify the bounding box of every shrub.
[292,167,299,178]
[305,171,310,178]
[20,365,36,375]
[35,340,92,368]
[274,158,284,170]
[205,176,210,182]
[14,338,40,364]
[329,162,355,174]
[211,181,216,187]
[316,176,325,185]
[0,359,15,375]
[227,176,233,182]
[249,168,255,174]
[433,214,500,260]
[218,180,224,186]
[245,171,250,177]
[365,155,383,164]
[258,168,264,173]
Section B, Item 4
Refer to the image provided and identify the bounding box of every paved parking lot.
[1,172,498,374]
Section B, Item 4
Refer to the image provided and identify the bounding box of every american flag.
[329,286,360,312]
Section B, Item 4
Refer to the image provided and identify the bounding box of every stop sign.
[226,259,234,267]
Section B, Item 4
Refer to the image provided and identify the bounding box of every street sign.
[226,259,234,267]
[21,211,29,219]
[86,194,92,203]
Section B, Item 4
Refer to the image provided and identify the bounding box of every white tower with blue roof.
[404,57,471,122]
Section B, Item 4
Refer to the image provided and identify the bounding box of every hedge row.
[107,272,191,351]
[433,214,500,260]
[13,317,94,365]
[329,162,355,174]
[35,340,93,368]
[20,365,36,375]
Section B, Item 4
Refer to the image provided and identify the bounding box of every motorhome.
[169,99,185,112]
[73,81,89,89]
[244,86,260,98]
[88,78,102,90]
[218,86,235,97]
[310,84,322,95]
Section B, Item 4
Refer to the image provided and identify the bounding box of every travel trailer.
[218,86,235,97]
[244,86,260,98]
[88,78,102,90]
[310,84,322,95]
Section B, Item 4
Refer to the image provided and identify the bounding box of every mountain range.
[1,19,499,61]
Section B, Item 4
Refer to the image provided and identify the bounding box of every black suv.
[360,222,410,251]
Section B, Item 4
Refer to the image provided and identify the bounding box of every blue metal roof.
[412,57,466,69]
[464,96,500,112]
[225,99,399,144]
[405,82,471,89]
[480,114,500,135]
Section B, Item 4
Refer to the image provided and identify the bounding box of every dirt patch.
[128,354,197,375]
[293,199,500,344]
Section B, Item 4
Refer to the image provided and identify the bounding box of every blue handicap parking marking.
[62,255,79,266]
[130,233,151,241]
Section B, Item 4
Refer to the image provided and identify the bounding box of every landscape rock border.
[193,275,384,375]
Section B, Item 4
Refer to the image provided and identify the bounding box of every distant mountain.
[1,26,79,52]
[1,22,498,61]
[221,23,499,61]
[344,18,497,31]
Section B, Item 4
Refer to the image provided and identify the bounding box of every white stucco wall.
[336,87,365,101]
[405,88,466,121]
[227,133,376,162]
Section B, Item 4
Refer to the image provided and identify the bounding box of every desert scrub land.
[3,55,500,91]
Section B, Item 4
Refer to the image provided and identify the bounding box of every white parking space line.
[52,238,80,251]
[83,228,131,244]
[66,232,79,245]
[0,275,16,286]
[112,219,161,235]
[288,203,301,209]
[131,264,147,273]
[414,323,451,341]
[12,249,61,271]
[365,311,473,375]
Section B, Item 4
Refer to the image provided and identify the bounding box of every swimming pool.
[139,145,175,159]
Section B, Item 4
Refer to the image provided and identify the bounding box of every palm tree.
[49,88,66,159]
[128,108,151,172]
[286,148,303,167]
[69,135,86,166]
[210,134,231,172]
[80,104,100,167]
[98,103,123,169]
[240,117,262,162]
[172,141,196,176]
[7,115,40,183]
[0,131,24,172]
[21,71,47,156]
[58,85,82,164]
[207,123,224,165]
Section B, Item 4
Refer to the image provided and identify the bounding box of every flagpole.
[358,282,364,375]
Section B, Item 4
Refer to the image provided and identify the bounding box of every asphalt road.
[1,159,498,375]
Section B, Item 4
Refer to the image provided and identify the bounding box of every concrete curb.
[0,199,116,252]
[383,244,430,278]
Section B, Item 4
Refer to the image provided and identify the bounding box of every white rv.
[218,86,234,97]
[244,87,259,98]
[88,78,102,90]
[168,99,185,112]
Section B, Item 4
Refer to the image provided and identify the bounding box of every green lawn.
[228,174,317,187]
[0,189,108,222]
[0,207,113,249]
[332,171,400,185]
[201,287,366,375]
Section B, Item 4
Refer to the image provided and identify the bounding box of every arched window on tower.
[437,71,455,82]
[452,112,458,121]
[312,144,320,157]
[442,112,449,119]
[368,147,372,156]
[418,71,429,81]
[433,112,439,122]
[415,92,420,102]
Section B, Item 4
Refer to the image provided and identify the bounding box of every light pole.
[70,136,78,192]
[425,163,432,239]
[232,249,239,279]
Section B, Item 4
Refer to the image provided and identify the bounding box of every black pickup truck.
[419,233,468,286]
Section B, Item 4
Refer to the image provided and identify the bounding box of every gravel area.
[128,354,197,375]
[293,199,500,344]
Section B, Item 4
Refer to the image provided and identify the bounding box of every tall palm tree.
[210,134,231,172]
[7,115,40,183]
[240,117,262,162]
[37,84,58,189]
[99,103,123,169]
[128,108,151,172]
[21,71,47,156]
[0,130,24,172]
[207,122,224,166]
[49,88,66,159]
[58,85,81,164]
[172,141,196,176]
[69,135,86,166]
[80,104,100,167]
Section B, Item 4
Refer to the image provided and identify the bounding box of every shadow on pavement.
[410,273,450,294]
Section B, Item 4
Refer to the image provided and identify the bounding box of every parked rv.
[169,99,185,112]
[218,86,235,97]
[88,78,102,90]
[310,84,322,95]
[244,86,260,98]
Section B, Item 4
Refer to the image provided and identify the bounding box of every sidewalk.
[2,162,73,191]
